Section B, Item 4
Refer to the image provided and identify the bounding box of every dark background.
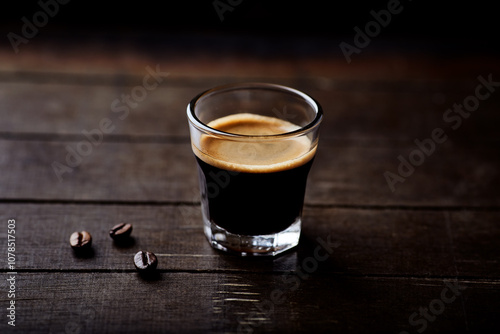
[0,0,498,56]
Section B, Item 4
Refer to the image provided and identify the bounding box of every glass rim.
[187,82,323,141]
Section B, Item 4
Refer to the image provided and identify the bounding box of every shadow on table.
[213,232,345,275]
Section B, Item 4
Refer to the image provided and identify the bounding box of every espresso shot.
[187,83,322,255]
[193,113,316,236]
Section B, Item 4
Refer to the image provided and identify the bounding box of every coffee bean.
[70,231,92,249]
[134,251,158,272]
[109,223,133,241]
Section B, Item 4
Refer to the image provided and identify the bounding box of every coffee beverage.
[70,231,92,250]
[192,113,316,235]
[188,83,322,255]
[134,251,158,272]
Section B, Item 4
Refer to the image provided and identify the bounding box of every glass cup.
[187,83,322,256]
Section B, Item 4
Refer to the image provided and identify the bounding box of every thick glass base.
[203,216,301,256]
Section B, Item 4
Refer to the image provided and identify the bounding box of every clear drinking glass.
[187,83,322,256]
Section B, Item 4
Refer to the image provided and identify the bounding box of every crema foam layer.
[192,113,316,173]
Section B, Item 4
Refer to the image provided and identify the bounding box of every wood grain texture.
[1,140,499,206]
[0,32,499,81]
[0,272,498,334]
[1,204,499,278]
[0,78,499,143]
[0,35,499,333]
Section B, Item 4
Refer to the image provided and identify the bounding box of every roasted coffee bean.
[134,251,158,272]
[70,231,92,249]
[109,223,133,240]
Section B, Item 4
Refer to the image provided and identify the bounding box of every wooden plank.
[0,141,199,201]
[2,204,499,278]
[1,140,499,206]
[0,34,499,81]
[0,81,200,138]
[308,143,500,207]
[0,272,498,333]
[1,79,499,144]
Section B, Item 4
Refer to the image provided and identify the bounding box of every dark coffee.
[193,113,316,235]
[196,157,313,235]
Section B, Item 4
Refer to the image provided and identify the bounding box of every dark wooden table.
[1,31,499,333]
